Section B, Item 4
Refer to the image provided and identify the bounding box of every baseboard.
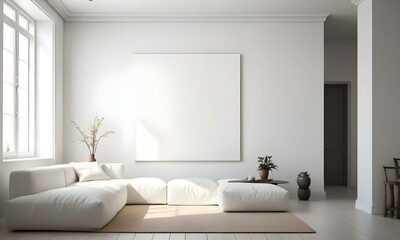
[371,205,384,215]
[355,199,383,215]
[356,199,373,213]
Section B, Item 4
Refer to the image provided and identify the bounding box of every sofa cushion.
[168,178,218,205]
[9,165,70,200]
[70,162,110,182]
[6,181,127,230]
[112,178,167,204]
[217,182,289,212]
[59,165,79,186]
[68,180,127,208]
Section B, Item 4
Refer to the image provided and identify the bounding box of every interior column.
[355,0,400,214]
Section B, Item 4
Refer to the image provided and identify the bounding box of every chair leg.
[397,185,400,219]
[390,185,395,217]
[384,184,388,217]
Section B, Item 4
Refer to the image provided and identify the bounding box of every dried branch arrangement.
[68,115,115,155]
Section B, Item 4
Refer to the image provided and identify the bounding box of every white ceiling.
[48,0,357,43]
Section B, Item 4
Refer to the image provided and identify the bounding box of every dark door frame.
[324,83,348,186]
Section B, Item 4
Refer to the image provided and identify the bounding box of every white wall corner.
[351,0,365,6]
[45,0,69,20]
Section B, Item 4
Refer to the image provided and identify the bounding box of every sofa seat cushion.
[68,180,127,208]
[217,182,289,212]
[7,181,127,230]
[168,178,218,205]
[112,178,167,204]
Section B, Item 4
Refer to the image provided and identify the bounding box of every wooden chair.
[394,158,400,182]
[383,163,400,218]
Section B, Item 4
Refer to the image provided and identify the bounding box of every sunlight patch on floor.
[143,205,222,219]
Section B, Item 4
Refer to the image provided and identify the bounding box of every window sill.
[3,157,53,163]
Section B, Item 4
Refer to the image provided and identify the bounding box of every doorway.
[324,84,348,186]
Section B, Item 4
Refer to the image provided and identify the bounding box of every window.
[3,1,35,158]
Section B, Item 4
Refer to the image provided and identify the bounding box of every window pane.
[29,22,35,35]
[18,14,29,31]
[19,33,29,62]
[3,23,15,52]
[18,88,29,118]
[3,50,15,84]
[3,114,15,153]
[3,82,15,114]
[4,3,16,21]
[19,60,28,89]
[18,117,29,152]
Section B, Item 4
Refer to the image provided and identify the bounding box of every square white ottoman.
[217,181,289,211]
[168,178,218,205]
[112,178,167,204]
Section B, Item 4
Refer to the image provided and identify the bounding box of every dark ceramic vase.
[297,171,311,200]
[298,189,311,200]
[297,172,311,189]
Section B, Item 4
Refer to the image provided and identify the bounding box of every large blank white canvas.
[133,54,240,161]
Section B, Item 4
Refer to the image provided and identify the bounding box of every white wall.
[371,0,400,213]
[356,0,400,214]
[0,0,64,218]
[325,43,357,187]
[63,20,326,197]
[63,20,325,198]
[0,0,3,219]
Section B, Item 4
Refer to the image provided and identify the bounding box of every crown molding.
[46,0,328,22]
[351,0,365,6]
[46,0,70,19]
[62,13,329,22]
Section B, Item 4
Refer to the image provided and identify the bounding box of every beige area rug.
[99,205,315,233]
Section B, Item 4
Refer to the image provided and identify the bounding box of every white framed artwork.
[133,54,240,161]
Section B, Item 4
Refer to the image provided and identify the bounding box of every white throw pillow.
[70,162,110,182]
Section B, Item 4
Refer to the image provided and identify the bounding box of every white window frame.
[3,0,36,159]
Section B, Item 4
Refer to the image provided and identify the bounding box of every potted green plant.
[257,155,278,179]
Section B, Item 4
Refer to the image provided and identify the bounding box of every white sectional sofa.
[6,163,289,231]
